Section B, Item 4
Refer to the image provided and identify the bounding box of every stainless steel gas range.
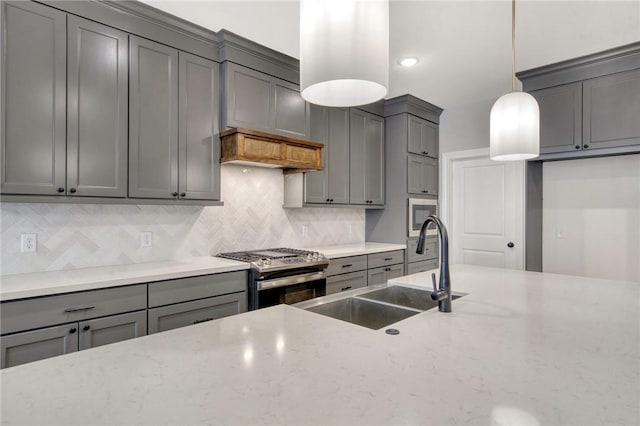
[217,248,329,310]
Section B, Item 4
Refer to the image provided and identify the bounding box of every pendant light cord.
[512,0,516,92]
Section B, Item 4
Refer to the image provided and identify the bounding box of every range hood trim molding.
[220,128,324,173]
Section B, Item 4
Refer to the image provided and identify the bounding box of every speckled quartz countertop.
[0,256,249,301]
[1,265,638,425]
[309,242,406,258]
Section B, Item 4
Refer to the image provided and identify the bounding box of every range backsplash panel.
[1,165,365,275]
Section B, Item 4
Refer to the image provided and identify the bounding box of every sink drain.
[385,328,400,335]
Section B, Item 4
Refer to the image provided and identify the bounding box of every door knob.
[507,242,514,248]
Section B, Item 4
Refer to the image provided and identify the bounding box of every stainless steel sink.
[305,297,420,330]
[359,286,463,311]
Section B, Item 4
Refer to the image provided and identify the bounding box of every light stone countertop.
[1,264,638,425]
[0,256,249,301]
[308,242,406,258]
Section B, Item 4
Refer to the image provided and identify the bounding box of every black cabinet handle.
[172,192,178,197]
[69,188,76,193]
[384,257,393,261]
[342,264,353,268]
[83,325,90,331]
[385,267,391,272]
[180,192,186,197]
[330,199,334,202]
[64,305,95,313]
[583,144,589,149]
[507,242,515,248]
[193,317,214,325]
[575,145,580,149]
[69,328,77,334]
[326,198,330,202]
[57,187,65,193]
[341,286,352,291]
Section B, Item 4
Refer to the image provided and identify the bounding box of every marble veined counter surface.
[1,265,638,425]
[309,242,406,258]
[0,256,249,301]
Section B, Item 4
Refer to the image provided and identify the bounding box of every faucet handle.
[431,272,437,292]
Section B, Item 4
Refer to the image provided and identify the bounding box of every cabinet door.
[1,323,78,369]
[367,267,387,286]
[67,16,128,197]
[408,115,438,158]
[304,104,329,203]
[583,69,640,150]
[273,78,310,139]
[530,83,582,154]
[223,62,272,132]
[129,36,179,199]
[1,1,66,195]
[350,109,384,205]
[148,292,247,334]
[178,52,220,201]
[386,264,405,281]
[79,310,147,351]
[326,271,367,295]
[327,107,350,204]
[408,155,438,196]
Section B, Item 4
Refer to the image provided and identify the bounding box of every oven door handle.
[257,271,326,291]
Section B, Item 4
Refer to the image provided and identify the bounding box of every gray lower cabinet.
[305,105,350,204]
[148,293,247,334]
[128,36,179,199]
[530,83,582,154]
[1,2,130,198]
[367,264,404,287]
[178,52,221,200]
[408,115,438,158]
[408,155,438,196]
[408,260,438,275]
[147,271,248,334]
[222,62,310,139]
[0,284,147,369]
[582,68,640,150]
[350,109,385,205]
[407,237,439,276]
[326,271,368,295]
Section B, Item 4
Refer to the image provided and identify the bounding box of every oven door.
[409,198,438,237]
[253,271,326,309]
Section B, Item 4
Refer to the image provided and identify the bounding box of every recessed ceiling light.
[399,57,419,67]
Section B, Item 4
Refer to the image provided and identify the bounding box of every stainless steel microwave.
[408,198,438,237]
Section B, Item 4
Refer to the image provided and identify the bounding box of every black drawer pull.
[57,187,65,193]
[575,145,580,149]
[193,317,214,325]
[64,305,95,313]
[385,267,391,272]
[341,286,352,291]
[342,264,353,268]
[83,325,91,331]
[384,257,393,261]
[69,188,77,193]
[180,192,186,197]
[69,328,77,334]
[583,144,589,149]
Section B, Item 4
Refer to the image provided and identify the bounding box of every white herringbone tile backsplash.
[0,165,365,275]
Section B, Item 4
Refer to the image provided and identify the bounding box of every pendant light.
[300,0,389,107]
[490,0,539,161]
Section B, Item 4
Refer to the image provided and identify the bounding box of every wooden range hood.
[220,128,323,173]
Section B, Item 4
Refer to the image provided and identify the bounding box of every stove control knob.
[256,260,264,267]
[264,258,272,266]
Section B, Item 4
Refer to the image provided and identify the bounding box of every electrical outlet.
[21,233,37,253]
[301,225,308,238]
[141,231,153,248]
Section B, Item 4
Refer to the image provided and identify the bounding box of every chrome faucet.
[416,215,452,313]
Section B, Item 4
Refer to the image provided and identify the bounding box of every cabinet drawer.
[408,260,438,275]
[1,285,146,335]
[407,238,438,263]
[326,271,367,295]
[367,250,404,269]
[368,264,405,286]
[148,271,247,308]
[326,255,367,276]
[148,292,247,334]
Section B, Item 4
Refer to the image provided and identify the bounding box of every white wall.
[439,98,494,154]
[0,165,365,275]
[543,155,640,282]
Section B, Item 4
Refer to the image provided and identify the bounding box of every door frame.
[440,148,527,269]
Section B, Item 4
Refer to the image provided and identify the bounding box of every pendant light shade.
[490,0,539,161]
[300,0,389,107]
[490,92,540,161]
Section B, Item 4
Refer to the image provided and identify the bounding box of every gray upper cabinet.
[1,1,67,195]
[582,69,640,150]
[129,36,179,199]
[408,155,438,196]
[304,105,350,204]
[350,109,384,205]
[223,62,310,139]
[407,115,438,158]
[67,16,128,197]
[530,83,582,154]
[178,52,220,201]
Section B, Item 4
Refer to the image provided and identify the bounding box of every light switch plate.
[21,234,37,253]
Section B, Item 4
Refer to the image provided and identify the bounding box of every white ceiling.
[140,0,640,109]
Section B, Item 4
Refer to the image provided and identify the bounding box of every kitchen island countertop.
[1,264,638,425]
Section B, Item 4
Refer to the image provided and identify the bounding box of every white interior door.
[450,156,524,269]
